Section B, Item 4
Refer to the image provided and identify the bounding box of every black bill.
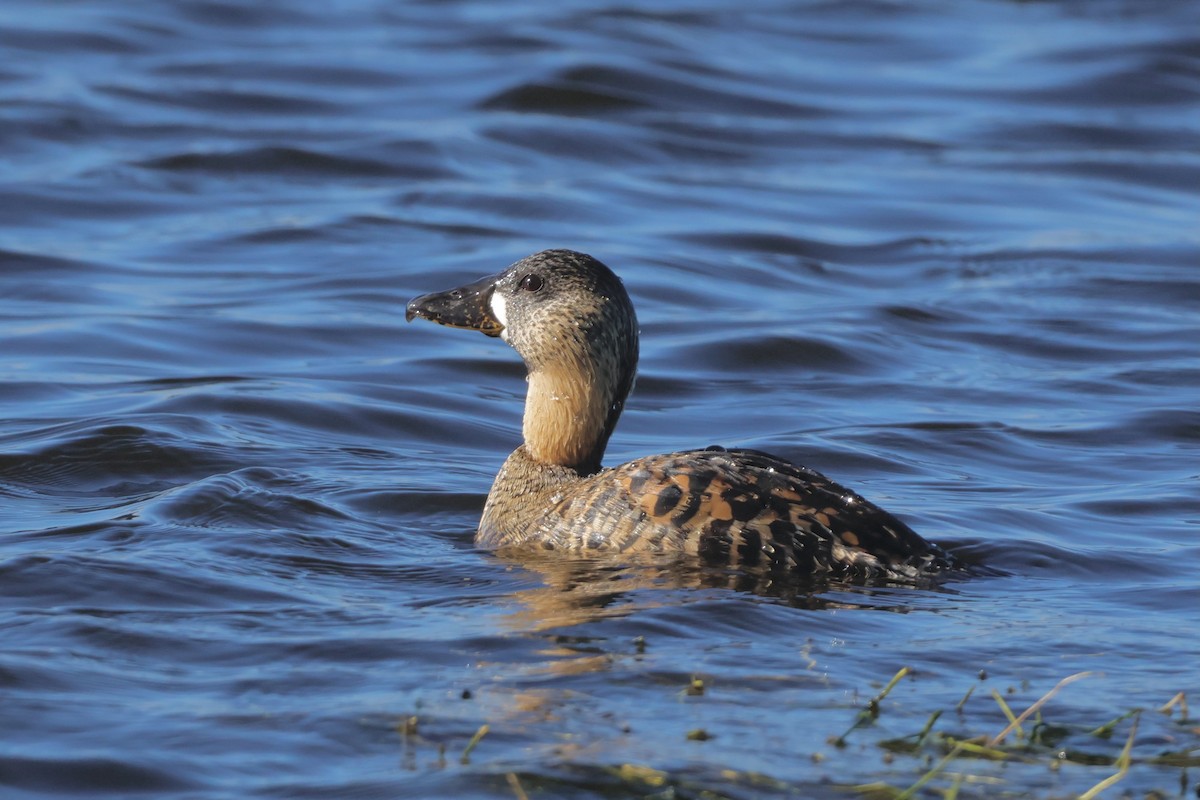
[405,272,504,338]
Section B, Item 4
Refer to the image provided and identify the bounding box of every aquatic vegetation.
[394,668,1198,799]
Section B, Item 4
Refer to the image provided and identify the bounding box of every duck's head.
[407,250,639,474]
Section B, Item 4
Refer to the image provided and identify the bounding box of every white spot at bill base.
[490,289,509,340]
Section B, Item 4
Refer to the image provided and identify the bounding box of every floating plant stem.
[1088,708,1141,739]
[915,710,942,745]
[943,772,964,800]
[941,736,1009,760]
[988,671,1094,747]
[1158,691,1188,722]
[833,667,911,747]
[990,690,1021,740]
[460,723,490,764]
[506,771,529,800]
[895,740,968,800]
[1078,711,1140,800]
[954,684,975,714]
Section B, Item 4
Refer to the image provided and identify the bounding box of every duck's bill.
[405,272,505,338]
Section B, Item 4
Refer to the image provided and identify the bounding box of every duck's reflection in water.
[493,548,958,635]
[397,548,970,780]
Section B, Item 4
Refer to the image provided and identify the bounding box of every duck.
[406,249,959,581]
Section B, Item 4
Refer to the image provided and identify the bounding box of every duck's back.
[484,446,957,580]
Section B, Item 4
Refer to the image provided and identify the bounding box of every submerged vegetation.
[837,669,1195,799]
[397,667,1198,799]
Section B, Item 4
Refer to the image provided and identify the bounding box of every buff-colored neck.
[523,364,613,475]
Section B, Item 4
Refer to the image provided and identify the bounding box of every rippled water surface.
[3,1,1198,798]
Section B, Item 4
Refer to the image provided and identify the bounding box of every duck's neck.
[523,362,626,476]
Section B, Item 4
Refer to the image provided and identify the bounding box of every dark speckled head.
[407,250,639,473]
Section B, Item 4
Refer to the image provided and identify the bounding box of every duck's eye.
[519,273,544,292]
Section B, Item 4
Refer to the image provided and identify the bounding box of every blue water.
[2,1,1198,798]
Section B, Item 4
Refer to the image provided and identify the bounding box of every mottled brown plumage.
[407,249,959,581]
